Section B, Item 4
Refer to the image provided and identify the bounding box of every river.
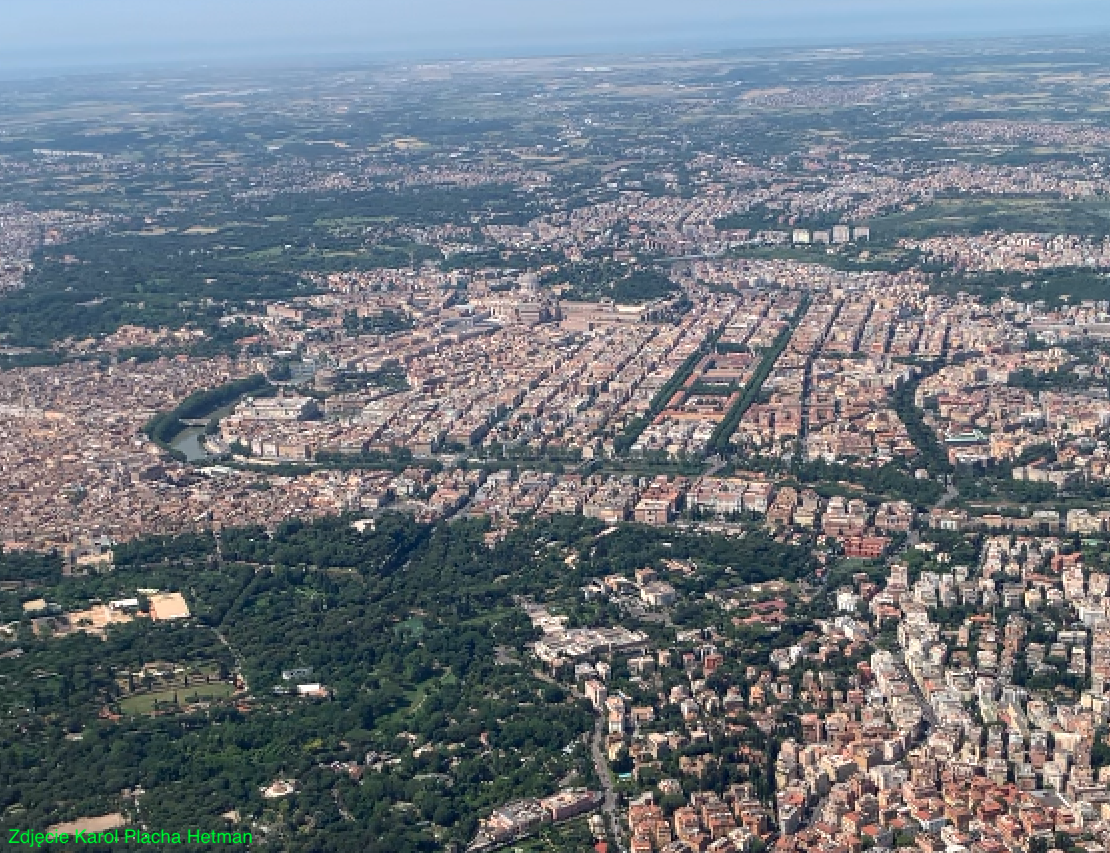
[171,426,210,462]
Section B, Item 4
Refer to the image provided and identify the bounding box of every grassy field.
[869,198,1110,244]
[119,681,236,715]
[933,267,1110,304]
[723,243,918,273]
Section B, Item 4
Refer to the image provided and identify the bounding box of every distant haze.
[3,0,1110,75]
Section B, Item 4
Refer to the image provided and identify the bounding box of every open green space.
[118,682,236,715]
[869,197,1110,244]
[932,267,1110,304]
[0,511,813,851]
[549,262,680,304]
[0,183,541,347]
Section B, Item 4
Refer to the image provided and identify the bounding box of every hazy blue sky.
[3,0,1110,74]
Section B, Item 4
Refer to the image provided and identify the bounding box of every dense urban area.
[10,35,1110,853]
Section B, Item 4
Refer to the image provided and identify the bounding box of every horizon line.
[2,28,1109,84]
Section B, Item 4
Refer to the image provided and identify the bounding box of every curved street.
[591,712,625,853]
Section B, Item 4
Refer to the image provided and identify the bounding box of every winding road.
[533,666,625,850]
[591,712,625,853]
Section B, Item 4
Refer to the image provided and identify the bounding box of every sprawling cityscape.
[8,25,1110,853]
